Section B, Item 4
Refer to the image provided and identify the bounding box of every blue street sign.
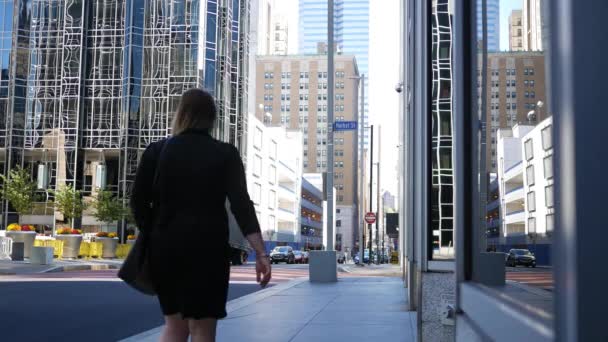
[333,121,358,131]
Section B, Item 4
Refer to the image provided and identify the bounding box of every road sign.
[364,212,377,224]
[333,121,358,131]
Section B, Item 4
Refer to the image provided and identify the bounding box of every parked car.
[505,249,536,268]
[293,250,304,264]
[270,246,295,264]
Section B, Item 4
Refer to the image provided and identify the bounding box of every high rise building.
[255,54,359,254]
[271,14,290,55]
[298,0,370,150]
[479,52,547,172]
[523,0,544,51]
[0,0,250,227]
[509,10,524,51]
[476,0,500,51]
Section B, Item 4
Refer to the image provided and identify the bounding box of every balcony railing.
[505,186,524,195]
[504,161,523,174]
[301,197,323,212]
[279,184,296,194]
[506,209,525,216]
[278,207,295,214]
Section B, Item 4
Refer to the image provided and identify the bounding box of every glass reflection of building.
[431,0,454,258]
[0,0,250,228]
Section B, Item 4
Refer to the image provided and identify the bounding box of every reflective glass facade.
[0,0,250,224]
[476,0,499,51]
[431,0,454,258]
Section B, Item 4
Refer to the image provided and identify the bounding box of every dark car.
[506,249,536,268]
[270,246,295,264]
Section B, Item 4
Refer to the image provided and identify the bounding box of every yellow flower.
[108,232,118,238]
[127,235,136,240]
[7,223,21,231]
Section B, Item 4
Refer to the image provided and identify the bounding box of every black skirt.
[149,232,231,320]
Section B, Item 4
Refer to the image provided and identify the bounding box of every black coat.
[129,128,260,319]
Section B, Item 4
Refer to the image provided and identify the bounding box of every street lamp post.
[348,74,366,265]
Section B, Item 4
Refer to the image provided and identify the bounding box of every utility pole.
[356,74,366,266]
[326,0,335,251]
[368,125,373,265]
[376,126,381,264]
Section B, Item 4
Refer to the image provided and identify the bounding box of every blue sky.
[500,0,523,50]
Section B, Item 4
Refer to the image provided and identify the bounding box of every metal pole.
[326,0,335,251]
[358,74,365,266]
[376,126,381,264]
[375,163,380,264]
[368,125,373,264]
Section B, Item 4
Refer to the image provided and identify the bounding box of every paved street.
[506,266,553,291]
[0,264,308,342]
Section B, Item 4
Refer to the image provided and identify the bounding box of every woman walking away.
[130,88,272,342]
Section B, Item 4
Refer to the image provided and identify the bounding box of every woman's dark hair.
[172,88,217,135]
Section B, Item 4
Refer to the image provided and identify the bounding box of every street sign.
[364,212,377,224]
[333,121,358,131]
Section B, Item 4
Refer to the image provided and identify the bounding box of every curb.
[43,263,120,273]
[118,277,309,342]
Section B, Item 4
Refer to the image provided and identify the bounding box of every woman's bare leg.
[160,314,189,342]
[189,318,218,342]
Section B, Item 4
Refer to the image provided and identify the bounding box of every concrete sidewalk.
[121,276,416,342]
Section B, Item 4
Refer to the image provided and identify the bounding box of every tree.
[52,184,87,227]
[0,167,36,217]
[93,189,126,228]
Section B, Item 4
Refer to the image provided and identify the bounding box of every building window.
[269,190,276,209]
[269,165,276,184]
[271,141,277,160]
[526,165,535,186]
[254,127,263,150]
[543,155,553,179]
[545,185,554,208]
[253,183,262,204]
[524,139,534,161]
[336,220,342,227]
[338,195,344,202]
[527,191,536,212]
[528,217,536,234]
[546,214,554,234]
[541,125,553,150]
[253,155,262,176]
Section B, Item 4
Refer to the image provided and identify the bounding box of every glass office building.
[299,0,370,148]
[0,0,250,227]
[476,0,499,51]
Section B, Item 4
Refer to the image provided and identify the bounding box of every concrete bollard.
[30,246,54,265]
[309,250,338,283]
[12,242,24,261]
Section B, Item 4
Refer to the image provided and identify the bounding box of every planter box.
[5,231,37,258]
[95,237,119,258]
[127,239,136,246]
[55,235,83,259]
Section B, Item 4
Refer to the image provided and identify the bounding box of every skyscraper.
[523,0,543,51]
[509,10,524,51]
[0,0,250,227]
[476,0,500,51]
[299,0,370,149]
